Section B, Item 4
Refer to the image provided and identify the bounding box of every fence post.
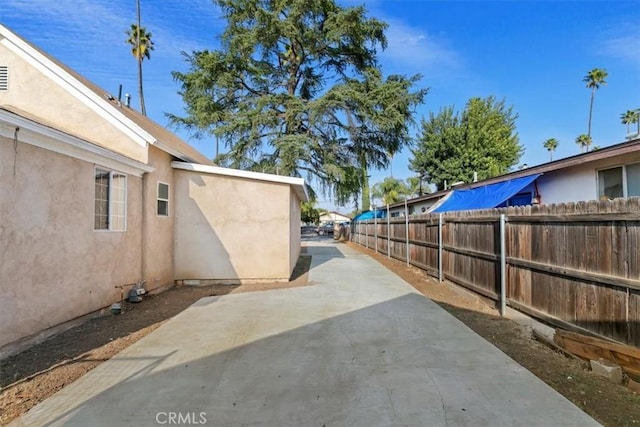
[405,198,409,266]
[386,204,390,259]
[438,213,443,283]
[365,219,369,249]
[374,204,378,253]
[500,213,506,317]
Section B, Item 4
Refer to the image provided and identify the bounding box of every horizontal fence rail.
[352,197,640,347]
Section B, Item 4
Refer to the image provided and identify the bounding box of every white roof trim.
[171,162,308,201]
[0,25,153,147]
[0,110,154,177]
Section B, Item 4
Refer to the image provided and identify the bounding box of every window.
[598,163,639,200]
[157,182,169,216]
[94,168,127,231]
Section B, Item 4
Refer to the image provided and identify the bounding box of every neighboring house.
[319,211,351,225]
[0,25,307,355]
[388,137,640,215]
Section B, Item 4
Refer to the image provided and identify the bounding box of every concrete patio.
[10,241,599,426]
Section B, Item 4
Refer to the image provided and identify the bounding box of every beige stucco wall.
[142,146,175,291]
[0,43,147,163]
[289,188,302,273]
[174,170,293,282]
[0,137,142,349]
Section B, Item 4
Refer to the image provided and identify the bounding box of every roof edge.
[0,24,154,146]
[171,162,308,201]
[0,108,154,177]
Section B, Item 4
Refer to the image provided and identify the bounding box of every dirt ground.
[1,243,639,426]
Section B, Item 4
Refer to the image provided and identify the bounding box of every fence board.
[351,197,640,346]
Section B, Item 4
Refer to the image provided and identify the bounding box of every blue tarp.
[353,209,386,222]
[432,174,541,213]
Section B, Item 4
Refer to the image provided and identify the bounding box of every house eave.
[0,109,154,177]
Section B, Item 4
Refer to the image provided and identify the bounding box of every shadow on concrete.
[38,293,596,427]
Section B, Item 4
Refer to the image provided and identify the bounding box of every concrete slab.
[10,241,599,426]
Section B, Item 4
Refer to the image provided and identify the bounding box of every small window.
[94,168,127,231]
[157,182,169,216]
[598,167,623,200]
[627,163,640,197]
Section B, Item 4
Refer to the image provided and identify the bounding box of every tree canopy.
[169,0,424,205]
[301,201,320,224]
[409,96,522,191]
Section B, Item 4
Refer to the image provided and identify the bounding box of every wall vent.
[0,66,7,91]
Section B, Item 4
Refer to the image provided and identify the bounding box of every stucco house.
[388,137,640,216]
[0,25,307,356]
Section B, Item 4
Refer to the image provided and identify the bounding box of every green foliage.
[371,177,410,206]
[543,138,559,161]
[409,96,522,191]
[621,109,640,135]
[169,0,423,207]
[406,175,430,197]
[301,202,320,224]
[583,68,608,90]
[575,134,592,153]
[125,24,154,61]
[323,69,427,209]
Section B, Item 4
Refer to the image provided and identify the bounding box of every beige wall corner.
[174,169,295,282]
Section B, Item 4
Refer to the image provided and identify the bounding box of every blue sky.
[3,0,639,211]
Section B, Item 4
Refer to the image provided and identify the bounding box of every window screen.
[157,182,169,216]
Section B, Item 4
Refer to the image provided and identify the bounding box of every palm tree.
[622,109,640,138]
[126,23,154,115]
[371,177,410,206]
[543,138,559,161]
[583,68,608,139]
[575,134,592,153]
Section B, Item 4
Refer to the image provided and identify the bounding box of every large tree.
[410,96,522,191]
[583,68,608,139]
[126,23,154,116]
[170,0,423,206]
[322,69,425,210]
[543,138,559,161]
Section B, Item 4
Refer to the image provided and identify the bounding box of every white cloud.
[597,21,640,70]
[598,35,640,69]
[381,19,461,74]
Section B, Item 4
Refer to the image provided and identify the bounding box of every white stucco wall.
[537,152,640,205]
[0,137,142,349]
[536,166,597,205]
[174,170,294,282]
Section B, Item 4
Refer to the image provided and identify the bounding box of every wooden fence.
[352,198,640,347]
